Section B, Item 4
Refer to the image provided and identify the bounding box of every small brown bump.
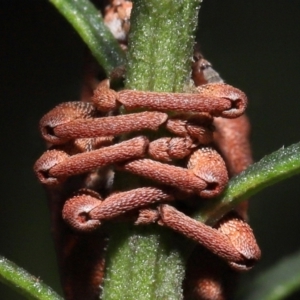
[166,115,214,144]
[159,205,245,266]
[135,209,160,225]
[89,187,173,221]
[33,149,69,185]
[118,89,232,115]
[148,137,195,162]
[216,212,261,271]
[196,83,248,118]
[166,118,190,136]
[148,138,173,162]
[54,111,168,141]
[188,147,229,198]
[168,137,195,160]
[62,194,101,232]
[49,136,149,178]
[40,102,96,144]
[92,79,119,112]
[122,159,207,195]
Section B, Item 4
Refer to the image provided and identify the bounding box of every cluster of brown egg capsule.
[34,69,260,274]
[33,1,260,299]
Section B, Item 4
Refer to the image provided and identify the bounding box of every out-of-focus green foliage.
[242,251,300,300]
[0,256,62,300]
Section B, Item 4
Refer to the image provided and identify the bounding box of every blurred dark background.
[1,0,300,299]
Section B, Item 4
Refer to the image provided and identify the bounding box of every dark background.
[1,0,300,299]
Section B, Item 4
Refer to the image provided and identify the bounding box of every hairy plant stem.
[102,1,201,299]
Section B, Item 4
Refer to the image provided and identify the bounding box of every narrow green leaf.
[241,251,300,300]
[196,142,300,224]
[0,256,62,300]
[49,0,125,74]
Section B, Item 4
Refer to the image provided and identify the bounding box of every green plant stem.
[102,1,200,299]
[49,0,125,74]
[126,0,200,92]
[0,256,62,300]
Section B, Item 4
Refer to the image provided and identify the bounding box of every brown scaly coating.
[182,50,259,299]
[166,114,215,144]
[34,136,149,184]
[192,50,253,177]
[62,187,174,232]
[40,102,97,145]
[51,111,168,143]
[159,205,260,271]
[121,147,228,198]
[148,136,196,162]
[37,2,133,299]
[92,80,247,118]
[34,72,256,300]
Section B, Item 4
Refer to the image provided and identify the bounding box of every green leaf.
[126,0,200,92]
[49,0,125,74]
[241,250,300,300]
[196,142,300,224]
[0,256,62,300]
